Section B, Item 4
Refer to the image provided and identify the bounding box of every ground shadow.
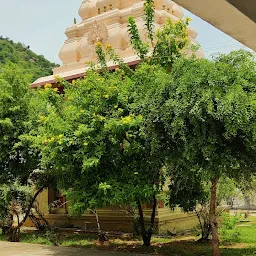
[36,242,256,256]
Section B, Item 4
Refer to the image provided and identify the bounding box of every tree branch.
[17,185,46,229]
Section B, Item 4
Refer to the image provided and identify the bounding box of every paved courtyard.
[0,242,146,256]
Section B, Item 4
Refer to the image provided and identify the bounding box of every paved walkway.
[0,242,147,256]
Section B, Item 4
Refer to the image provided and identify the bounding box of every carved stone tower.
[53,0,203,75]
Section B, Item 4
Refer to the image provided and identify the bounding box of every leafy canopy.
[0,64,36,183]
[28,69,165,213]
[130,50,256,209]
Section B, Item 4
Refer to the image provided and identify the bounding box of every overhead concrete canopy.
[227,0,256,23]
[175,0,256,51]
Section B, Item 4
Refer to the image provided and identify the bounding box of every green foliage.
[137,50,256,179]
[0,181,32,225]
[95,42,108,71]
[151,18,191,68]
[29,68,165,214]
[130,50,255,254]
[128,17,149,59]
[0,63,52,240]
[30,45,255,247]
[127,2,192,68]
[221,213,241,231]
[168,168,209,212]
[143,0,155,44]
[217,177,238,205]
[24,2,255,249]
[127,50,256,223]
[0,63,37,183]
[219,213,241,242]
[0,36,57,81]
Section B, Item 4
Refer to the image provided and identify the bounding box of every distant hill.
[0,36,58,82]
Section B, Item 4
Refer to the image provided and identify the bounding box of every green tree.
[132,51,256,256]
[28,0,195,246]
[28,65,166,246]
[217,176,237,206]
[169,173,240,242]
[0,182,32,237]
[0,63,51,241]
[0,63,34,183]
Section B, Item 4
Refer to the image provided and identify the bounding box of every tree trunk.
[137,195,157,247]
[210,178,220,256]
[18,186,46,229]
[149,195,157,239]
[7,226,19,242]
[137,199,149,246]
[195,209,211,242]
[29,212,50,231]
[90,209,107,244]
[202,223,211,241]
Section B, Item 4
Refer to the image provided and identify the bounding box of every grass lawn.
[1,217,256,255]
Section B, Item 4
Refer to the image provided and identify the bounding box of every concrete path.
[0,242,147,256]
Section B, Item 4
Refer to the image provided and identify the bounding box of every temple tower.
[53,0,203,75]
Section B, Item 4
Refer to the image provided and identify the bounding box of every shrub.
[219,213,241,242]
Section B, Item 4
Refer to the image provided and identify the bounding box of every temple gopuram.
[31,0,203,88]
[29,0,203,233]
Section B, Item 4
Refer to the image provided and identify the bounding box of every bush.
[219,213,241,242]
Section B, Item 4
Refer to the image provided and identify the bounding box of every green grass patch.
[237,226,256,244]
[0,224,256,256]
